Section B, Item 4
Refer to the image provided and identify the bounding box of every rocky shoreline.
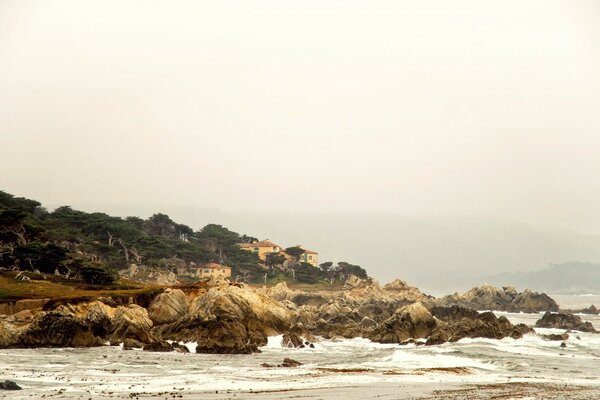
[0,277,593,355]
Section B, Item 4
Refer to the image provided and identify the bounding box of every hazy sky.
[1,1,600,233]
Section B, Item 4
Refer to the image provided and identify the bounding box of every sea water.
[2,309,600,398]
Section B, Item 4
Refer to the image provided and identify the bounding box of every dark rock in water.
[435,285,558,313]
[535,312,596,332]
[18,309,105,348]
[430,305,478,322]
[143,341,173,352]
[0,380,22,390]
[369,302,437,344]
[280,358,302,367]
[122,338,145,350]
[541,332,569,341]
[560,342,567,348]
[282,332,304,348]
[261,363,275,368]
[171,342,190,353]
[425,312,533,346]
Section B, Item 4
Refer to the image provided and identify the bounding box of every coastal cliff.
[0,277,564,353]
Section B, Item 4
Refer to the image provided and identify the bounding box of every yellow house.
[298,247,318,267]
[197,263,232,279]
[239,239,282,261]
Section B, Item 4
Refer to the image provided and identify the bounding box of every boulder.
[535,312,596,332]
[430,305,479,322]
[280,358,302,367]
[0,380,21,390]
[369,302,437,343]
[143,340,173,352]
[541,332,569,341]
[426,312,533,345]
[282,332,304,348]
[435,284,558,313]
[122,338,145,350]
[109,304,154,343]
[147,289,189,325]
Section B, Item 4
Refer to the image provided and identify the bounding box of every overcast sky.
[1,0,600,233]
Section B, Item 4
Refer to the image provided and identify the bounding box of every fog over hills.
[76,203,600,294]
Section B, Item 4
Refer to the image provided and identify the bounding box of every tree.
[79,262,118,285]
[285,246,305,260]
[265,252,285,271]
[319,261,333,273]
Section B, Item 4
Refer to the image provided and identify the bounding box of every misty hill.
[488,262,600,295]
[110,208,600,294]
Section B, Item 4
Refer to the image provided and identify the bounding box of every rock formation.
[535,312,596,332]
[436,284,558,313]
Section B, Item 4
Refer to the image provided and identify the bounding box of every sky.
[1,0,600,234]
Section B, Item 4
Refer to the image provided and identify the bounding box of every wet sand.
[6,382,598,400]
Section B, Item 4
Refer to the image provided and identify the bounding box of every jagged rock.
[147,289,189,325]
[436,284,558,313]
[430,305,479,322]
[109,304,154,343]
[143,340,173,352]
[172,342,190,353]
[122,338,145,350]
[426,312,533,345]
[535,312,596,332]
[541,332,569,341]
[369,302,437,343]
[383,279,432,303]
[282,332,304,348]
[0,380,21,390]
[280,358,302,367]
[195,319,263,354]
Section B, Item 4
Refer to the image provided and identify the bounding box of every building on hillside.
[299,247,318,267]
[196,263,232,279]
[280,245,319,268]
[239,239,282,261]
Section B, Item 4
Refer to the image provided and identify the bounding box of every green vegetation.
[0,190,370,287]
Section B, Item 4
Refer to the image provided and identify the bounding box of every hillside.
[0,191,367,289]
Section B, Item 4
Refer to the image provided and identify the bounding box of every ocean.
[1,296,599,399]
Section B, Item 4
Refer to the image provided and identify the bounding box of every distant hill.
[488,262,600,295]
[118,209,600,293]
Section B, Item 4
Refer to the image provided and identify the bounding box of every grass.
[0,271,162,302]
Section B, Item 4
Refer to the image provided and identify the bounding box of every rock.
[282,332,304,348]
[280,358,302,367]
[560,342,567,348]
[195,319,264,354]
[0,380,21,390]
[172,342,190,353]
[369,302,437,343]
[535,312,596,332]
[426,312,533,345]
[510,290,559,313]
[143,340,173,352]
[122,338,145,350]
[383,279,431,303]
[430,305,479,322]
[109,304,154,343]
[147,289,189,325]
[541,332,569,341]
[436,284,558,313]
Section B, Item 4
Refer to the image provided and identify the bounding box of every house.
[299,247,318,267]
[239,239,282,261]
[196,263,232,279]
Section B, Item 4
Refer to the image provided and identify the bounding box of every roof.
[202,263,230,270]
[303,249,318,254]
[239,240,281,248]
